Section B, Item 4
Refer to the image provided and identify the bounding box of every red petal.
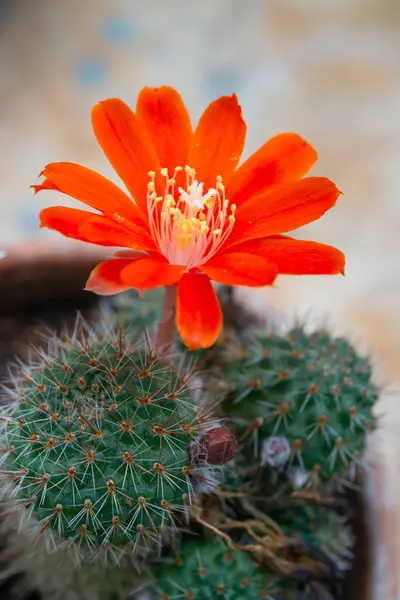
[227,133,318,207]
[33,162,146,226]
[121,258,184,289]
[136,86,192,176]
[32,179,59,193]
[176,273,222,350]
[39,207,156,251]
[227,177,341,248]
[187,94,246,191]
[85,258,137,295]
[91,98,161,216]
[86,257,184,296]
[113,249,146,259]
[201,252,277,286]
[230,236,345,275]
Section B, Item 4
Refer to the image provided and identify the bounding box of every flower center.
[146,166,236,269]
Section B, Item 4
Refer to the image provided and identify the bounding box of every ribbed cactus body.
[151,538,295,599]
[114,290,163,336]
[2,325,210,559]
[222,327,377,486]
[271,505,354,572]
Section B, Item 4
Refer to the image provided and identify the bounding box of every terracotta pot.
[0,239,108,379]
[0,239,392,600]
[0,240,110,310]
[362,432,400,600]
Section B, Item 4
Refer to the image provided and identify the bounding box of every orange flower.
[34,86,345,350]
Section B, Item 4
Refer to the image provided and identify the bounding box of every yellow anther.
[146,165,236,268]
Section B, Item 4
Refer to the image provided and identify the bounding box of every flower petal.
[33,162,146,226]
[113,249,146,259]
[201,252,277,287]
[121,258,184,289]
[85,258,138,295]
[230,236,346,275]
[39,207,156,251]
[176,273,222,350]
[91,98,161,216]
[227,133,318,207]
[227,177,341,248]
[86,256,184,296]
[187,94,246,190]
[136,86,192,176]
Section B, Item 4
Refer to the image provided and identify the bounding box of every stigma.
[146,166,236,270]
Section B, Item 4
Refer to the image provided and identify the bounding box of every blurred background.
[0,0,399,522]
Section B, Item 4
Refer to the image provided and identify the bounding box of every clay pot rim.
[0,238,110,271]
[0,238,110,312]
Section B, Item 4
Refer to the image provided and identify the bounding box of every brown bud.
[200,427,237,465]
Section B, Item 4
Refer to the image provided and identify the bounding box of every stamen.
[146,167,236,270]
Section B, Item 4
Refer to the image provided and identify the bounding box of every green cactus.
[113,289,163,337]
[270,505,354,573]
[1,320,218,562]
[0,300,372,599]
[112,286,254,360]
[113,290,209,366]
[222,326,377,489]
[150,538,296,599]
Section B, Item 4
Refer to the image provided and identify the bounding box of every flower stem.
[155,285,177,354]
